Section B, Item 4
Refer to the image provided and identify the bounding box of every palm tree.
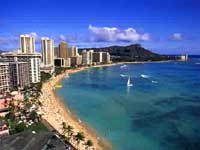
[66,125,74,141]
[74,132,85,149]
[61,122,67,135]
[85,140,93,150]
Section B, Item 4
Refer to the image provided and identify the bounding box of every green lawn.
[27,122,49,132]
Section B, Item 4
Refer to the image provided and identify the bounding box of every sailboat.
[127,76,133,87]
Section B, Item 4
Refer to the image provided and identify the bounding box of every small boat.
[127,76,133,87]
[55,84,63,88]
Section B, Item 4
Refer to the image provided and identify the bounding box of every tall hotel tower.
[58,41,68,59]
[20,34,35,54]
[41,37,54,65]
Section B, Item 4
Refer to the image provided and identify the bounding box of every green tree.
[29,111,38,121]
[14,122,27,134]
[74,132,85,149]
[41,72,52,83]
[61,122,67,135]
[85,140,93,150]
[66,125,73,141]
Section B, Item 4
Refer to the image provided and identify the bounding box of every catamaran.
[127,76,133,87]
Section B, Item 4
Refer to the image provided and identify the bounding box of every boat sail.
[127,76,133,87]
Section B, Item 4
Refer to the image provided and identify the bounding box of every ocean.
[56,56,200,150]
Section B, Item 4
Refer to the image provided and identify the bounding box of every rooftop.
[0,131,76,150]
[1,52,41,57]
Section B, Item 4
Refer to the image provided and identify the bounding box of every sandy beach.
[38,66,111,150]
[38,61,174,150]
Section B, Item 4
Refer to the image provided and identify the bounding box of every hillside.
[80,44,171,62]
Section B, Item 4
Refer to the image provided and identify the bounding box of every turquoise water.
[57,57,200,150]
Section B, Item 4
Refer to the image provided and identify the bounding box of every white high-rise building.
[0,63,10,93]
[74,46,79,56]
[82,50,93,65]
[102,52,111,64]
[20,34,35,54]
[68,46,79,57]
[82,50,90,65]
[93,52,103,63]
[88,50,94,64]
[41,37,54,66]
[1,52,41,83]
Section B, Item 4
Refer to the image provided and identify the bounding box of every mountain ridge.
[79,44,170,62]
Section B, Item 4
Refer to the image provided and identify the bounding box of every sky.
[0,0,200,54]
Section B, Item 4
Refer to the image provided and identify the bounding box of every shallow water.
[57,57,200,150]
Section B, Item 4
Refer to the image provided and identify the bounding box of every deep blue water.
[57,57,200,150]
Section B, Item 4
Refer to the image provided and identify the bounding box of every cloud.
[88,25,150,42]
[171,33,183,41]
[0,37,7,44]
[0,32,40,50]
[59,34,66,41]
[30,32,38,37]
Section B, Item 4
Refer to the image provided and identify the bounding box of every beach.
[37,60,174,150]
[53,58,200,150]
[38,66,112,150]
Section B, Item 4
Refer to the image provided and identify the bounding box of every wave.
[152,80,158,84]
[195,62,200,65]
[120,65,128,69]
[141,74,149,79]
[120,74,127,77]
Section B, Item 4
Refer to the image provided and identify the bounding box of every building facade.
[54,47,59,58]
[54,58,65,67]
[102,52,111,64]
[20,34,35,54]
[41,37,54,66]
[9,62,30,89]
[0,63,10,93]
[82,50,90,65]
[58,42,68,59]
[82,50,94,65]
[68,46,78,57]
[70,56,82,67]
[93,52,103,63]
[1,53,41,83]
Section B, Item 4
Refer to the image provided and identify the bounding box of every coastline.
[38,60,174,150]
[39,66,112,150]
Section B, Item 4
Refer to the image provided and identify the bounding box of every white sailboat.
[127,76,133,87]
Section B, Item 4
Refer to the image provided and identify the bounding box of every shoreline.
[38,60,175,150]
[39,66,112,150]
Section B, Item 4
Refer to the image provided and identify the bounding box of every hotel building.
[88,50,94,64]
[54,47,59,58]
[93,52,103,63]
[1,52,41,83]
[9,62,30,89]
[54,57,71,68]
[70,55,82,67]
[82,50,93,65]
[20,34,35,54]
[82,50,90,65]
[102,52,111,64]
[41,37,54,66]
[68,46,78,57]
[58,41,68,59]
[0,63,10,93]
[180,54,188,61]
